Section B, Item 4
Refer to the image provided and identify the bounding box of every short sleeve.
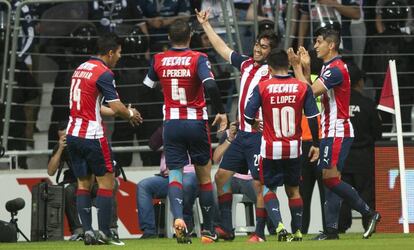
[230,51,250,70]
[318,67,343,90]
[96,71,119,102]
[197,55,215,83]
[143,58,159,88]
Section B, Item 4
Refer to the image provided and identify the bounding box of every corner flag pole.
[389,60,409,233]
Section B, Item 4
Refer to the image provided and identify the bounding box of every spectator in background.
[297,0,361,53]
[364,0,413,133]
[234,0,253,55]
[375,0,413,34]
[338,62,381,233]
[47,121,120,241]
[0,0,40,169]
[137,126,199,239]
[246,0,299,47]
[112,26,162,167]
[89,0,148,35]
[138,0,191,52]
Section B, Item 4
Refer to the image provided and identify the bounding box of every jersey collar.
[170,47,190,51]
[272,74,291,79]
[323,55,341,66]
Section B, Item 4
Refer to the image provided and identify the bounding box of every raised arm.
[195,8,233,62]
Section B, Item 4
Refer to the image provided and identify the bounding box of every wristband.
[128,109,133,118]
[225,138,232,144]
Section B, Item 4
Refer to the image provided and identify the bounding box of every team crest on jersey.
[261,69,268,76]
[206,61,211,69]
[322,69,331,79]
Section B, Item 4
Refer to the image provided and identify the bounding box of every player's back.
[67,58,111,138]
[153,48,208,120]
[258,75,313,159]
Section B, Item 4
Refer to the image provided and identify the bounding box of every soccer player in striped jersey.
[196,8,283,242]
[290,27,381,240]
[66,33,143,246]
[143,19,228,244]
[244,49,320,242]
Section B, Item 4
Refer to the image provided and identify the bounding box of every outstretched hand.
[287,47,301,68]
[195,8,210,24]
[298,46,310,67]
[212,113,228,133]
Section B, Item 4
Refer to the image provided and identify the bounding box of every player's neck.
[323,51,339,63]
[97,55,110,67]
[171,42,190,49]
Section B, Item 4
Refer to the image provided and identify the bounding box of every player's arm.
[143,58,159,89]
[318,0,360,20]
[244,85,262,127]
[198,55,228,131]
[47,138,65,176]
[213,122,238,164]
[312,66,343,97]
[304,86,321,162]
[97,72,143,125]
[195,8,233,63]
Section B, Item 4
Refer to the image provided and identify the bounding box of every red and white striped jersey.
[244,75,319,160]
[230,51,272,132]
[317,56,354,138]
[144,48,214,120]
[67,57,120,139]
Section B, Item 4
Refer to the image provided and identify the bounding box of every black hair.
[314,27,341,51]
[267,49,289,70]
[256,30,280,50]
[169,19,191,45]
[57,121,68,131]
[96,32,122,55]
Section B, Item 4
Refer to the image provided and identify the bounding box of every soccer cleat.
[214,226,235,241]
[174,219,192,244]
[83,231,98,245]
[201,230,218,244]
[247,233,265,243]
[312,230,339,240]
[363,211,381,239]
[276,222,288,242]
[69,233,84,241]
[97,231,126,246]
[287,230,303,242]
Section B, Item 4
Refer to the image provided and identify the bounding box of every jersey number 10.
[272,106,295,137]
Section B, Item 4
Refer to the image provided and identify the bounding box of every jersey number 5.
[171,78,187,105]
[272,107,295,137]
[70,78,81,110]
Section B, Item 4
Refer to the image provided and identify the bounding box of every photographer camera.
[47,121,120,241]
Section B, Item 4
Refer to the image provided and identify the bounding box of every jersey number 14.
[70,78,81,110]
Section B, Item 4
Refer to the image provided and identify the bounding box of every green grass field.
[1,234,413,250]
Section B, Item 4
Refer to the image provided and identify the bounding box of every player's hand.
[212,113,228,133]
[195,8,210,24]
[59,134,67,149]
[287,47,301,68]
[298,46,310,67]
[252,119,263,132]
[129,106,143,127]
[308,146,320,162]
[228,121,238,140]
